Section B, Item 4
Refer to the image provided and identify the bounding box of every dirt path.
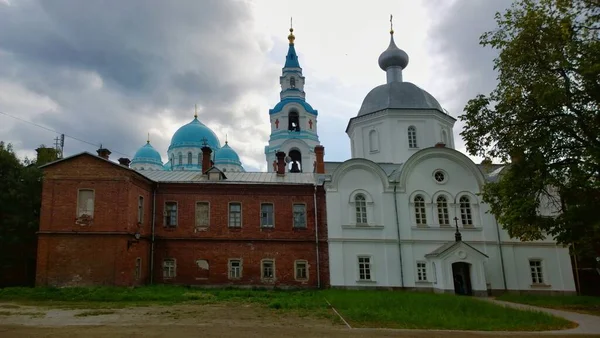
[1,302,599,338]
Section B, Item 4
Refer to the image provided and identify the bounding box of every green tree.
[0,142,42,286]
[461,0,600,256]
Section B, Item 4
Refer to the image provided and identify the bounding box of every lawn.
[497,293,600,316]
[0,286,575,331]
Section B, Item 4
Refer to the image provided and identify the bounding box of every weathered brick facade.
[36,153,329,288]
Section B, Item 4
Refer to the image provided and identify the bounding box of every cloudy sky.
[0,0,512,171]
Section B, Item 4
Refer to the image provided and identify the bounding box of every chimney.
[201,146,212,173]
[314,145,325,174]
[118,157,131,167]
[276,151,286,176]
[434,142,446,148]
[97,147,111,160]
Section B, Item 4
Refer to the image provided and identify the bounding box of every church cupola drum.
[264,21,321,173]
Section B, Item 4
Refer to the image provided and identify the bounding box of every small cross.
[275,119,280,129]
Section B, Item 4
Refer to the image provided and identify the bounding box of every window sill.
[194,226,209,233]
[164,227,177,231]
[356,280,377,284]
[293,227,308,231]
[261,226,275,231]
[411,226,481,231]
[342,225,384,230]
[228,226,242,231]
[531,283,552,288]
[295,278,309,282]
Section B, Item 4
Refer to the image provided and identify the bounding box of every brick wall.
[36,153,330,288]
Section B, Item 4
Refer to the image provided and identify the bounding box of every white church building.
[316,27,576,295]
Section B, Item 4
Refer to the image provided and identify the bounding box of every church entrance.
[452,262,472,296]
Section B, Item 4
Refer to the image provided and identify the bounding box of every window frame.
[294,260,309,281]
[459,196,474,226]
[436,195,450,226]
[178,152,183,165]
[408,126,418,148]
[164,201,178,228]
[414,195,427,226]
[163,258,176,279]
[357,255,373,281]
[261,259,275,281]
[260,203,275,228]
[368,129,379,153]
[354,194,368,225]
[292,203,307,228]
[228,202,242,228]
[416,261,428,282]
[137,195,144,224]
[228,258,242,279]
[195,201,210,228]
[76,188,95,218]
[529,259,545,285]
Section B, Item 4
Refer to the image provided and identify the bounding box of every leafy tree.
[0,142,42,286]
[461,0,600,256]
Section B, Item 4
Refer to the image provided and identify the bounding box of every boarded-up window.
[135,257,141,280]
[196,259,209,279]
[195,202,209,228]
[293,204,306,228]
[77,189,94,218]
[138,196,144,223]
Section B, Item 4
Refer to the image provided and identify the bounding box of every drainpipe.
[150,182,158,284]
[494,217,508,291]
[313,184,321,289]
[393,182,404,287]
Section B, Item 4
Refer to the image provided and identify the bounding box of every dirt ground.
[0,302,598,338]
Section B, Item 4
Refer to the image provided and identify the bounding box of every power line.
[0,110,130,157]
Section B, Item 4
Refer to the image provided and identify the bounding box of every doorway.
[452,262,472,296]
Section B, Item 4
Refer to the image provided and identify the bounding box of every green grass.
[0,286,576,331]
[497,294,600,316]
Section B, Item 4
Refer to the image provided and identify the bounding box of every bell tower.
[265,21,321,173]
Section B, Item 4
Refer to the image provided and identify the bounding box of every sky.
[0,0,513,171]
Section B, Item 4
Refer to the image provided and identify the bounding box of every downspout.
[314,184,321,289]
[150,182,157,284]
[494,217,508,291]
[393,182,404,287]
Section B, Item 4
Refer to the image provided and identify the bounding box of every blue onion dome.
[131,141,163,166]
[168,116,221,151]
[378,32,409,71]
[213,141,242,166]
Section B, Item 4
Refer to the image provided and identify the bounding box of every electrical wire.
[0,110,131,157]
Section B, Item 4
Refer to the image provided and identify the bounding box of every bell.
[290,161,301,173]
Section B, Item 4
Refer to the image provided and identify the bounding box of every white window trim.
[76,188,95,219]
[228,258,243,280]
[413,195,428,226]
[528,258,549,286]
[357,255,375,282]
[261,258,276,281]
[228,202,242,228]
[459,195,474,227]
[260,202,275,228]
[436,195,450,227]
[416,261,428,282]
[294,260,309,281]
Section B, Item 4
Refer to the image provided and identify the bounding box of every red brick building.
[36,147,329,288]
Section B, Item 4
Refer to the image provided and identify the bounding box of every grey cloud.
[0,0,279,166]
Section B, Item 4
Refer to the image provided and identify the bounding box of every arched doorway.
[452,262,472,296]
[288,149,302,173]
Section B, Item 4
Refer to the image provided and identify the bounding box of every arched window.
[355,194,367,224]
[369,130,379,152]
[288,111,300,131]
[198,153,202,166]
[187,152,192,165]
[290,76,296,88]
[408,126,417,148]
[442,130,448,144]
[460,196,473,226]
[414,195,427,225]
[436,195,449,226]
[178,152,182,165]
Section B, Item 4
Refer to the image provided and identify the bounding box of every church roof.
[284,44,301,69]
[425,241,489,258]
[169,117,221,151]
[269,97,318,116]
[131,142,163,166]
[214,142,242,166]
[140,170,318,185]
[357,81,444,116]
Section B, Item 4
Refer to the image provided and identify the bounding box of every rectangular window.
[77,189,95,218]
[164,202,178,227]
[262,259,275,280]
[138,196,144,223]
[417,261,427,282]
[229,203,242,228]
[135,257,141,280]
[261,203,274,228]
[195,202,209,228]
[295,260,308,280]
[229,259,241,279]
[358,256,372,281]
[293,204,306,228]
[163,258,176,279]
[529,259,544,284]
